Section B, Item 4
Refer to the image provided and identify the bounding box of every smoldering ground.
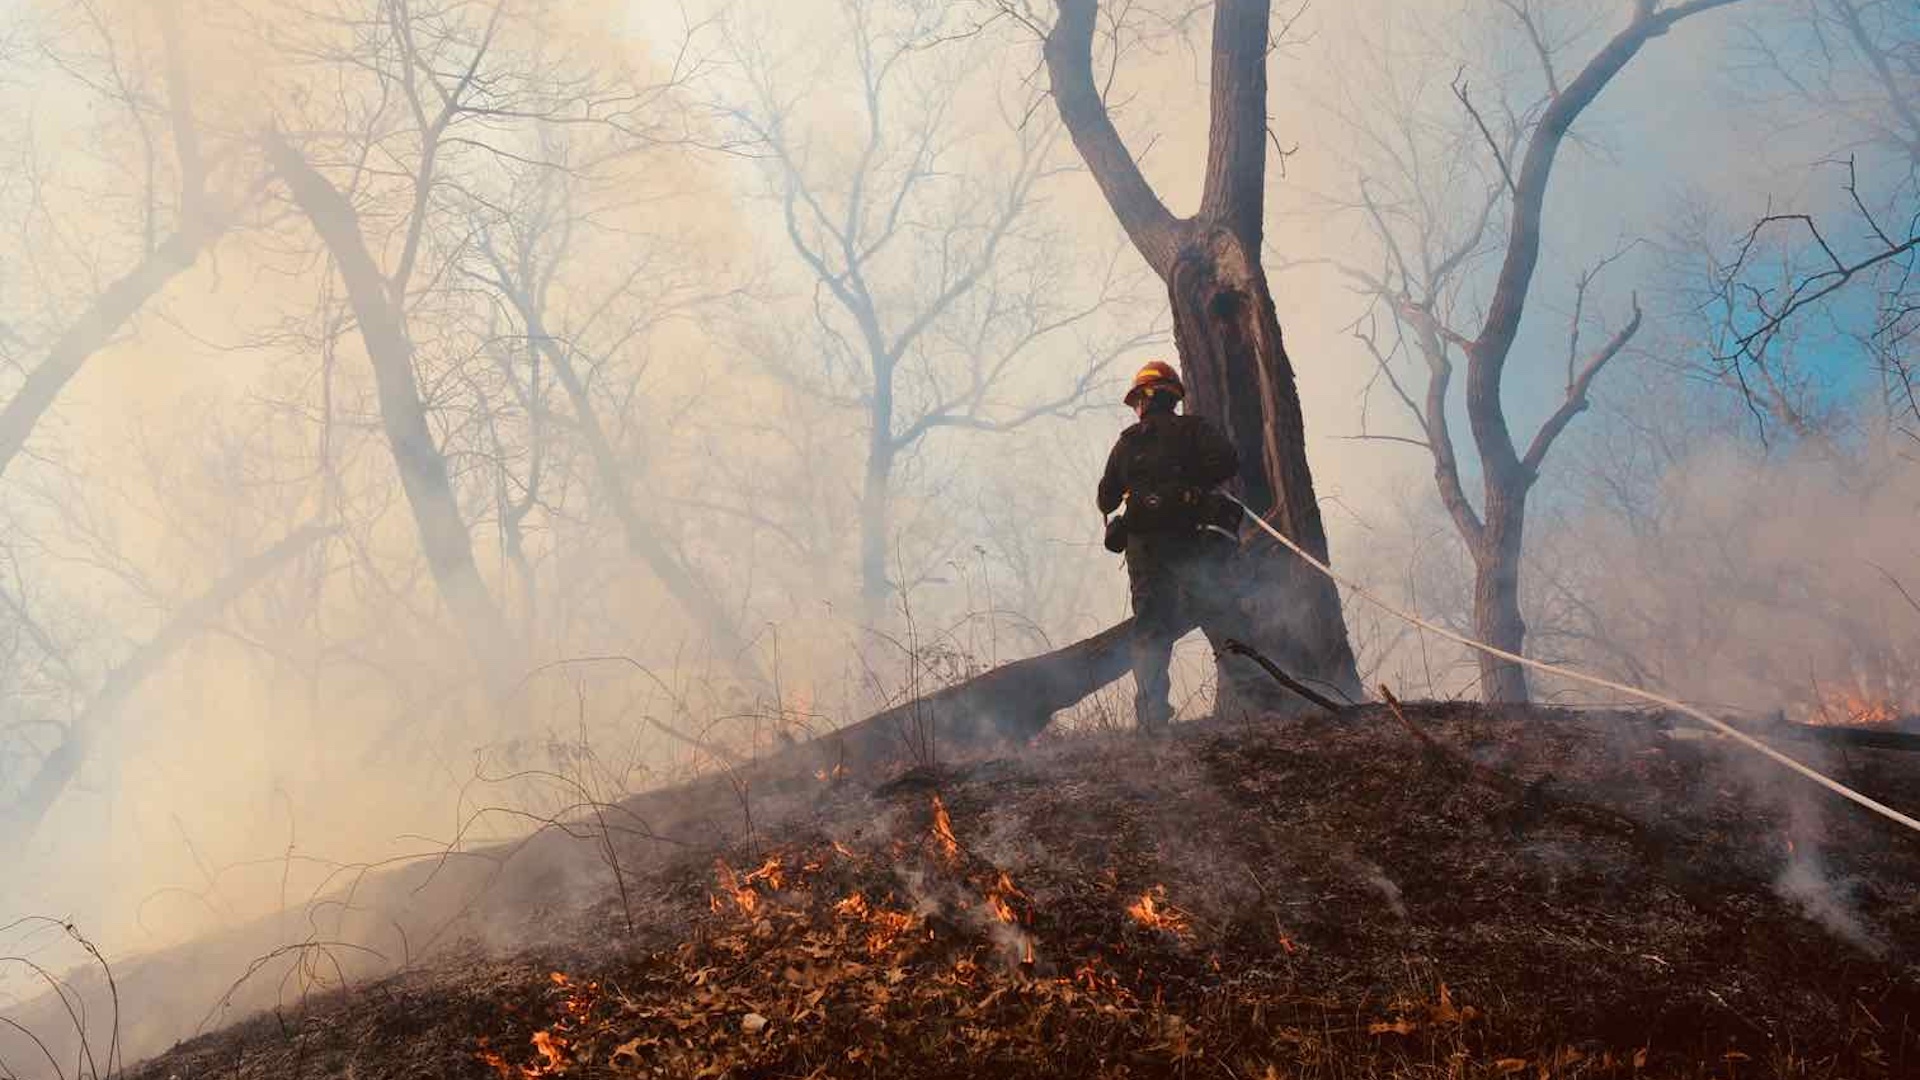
[10,697,1919,1077]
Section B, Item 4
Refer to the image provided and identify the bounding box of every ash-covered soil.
[106,703,1920,1077]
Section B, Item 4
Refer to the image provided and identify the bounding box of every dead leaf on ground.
[1369,1018,1418,1036]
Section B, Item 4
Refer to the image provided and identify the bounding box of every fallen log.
[806,619,1136,777]
[1719,715,1920,754]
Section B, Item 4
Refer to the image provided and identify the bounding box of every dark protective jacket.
[1097,411,1240,535]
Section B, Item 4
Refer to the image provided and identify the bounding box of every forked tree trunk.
[1362,0,1737,705]
[1170,229,1363,710]
[265,131,514,676]
[1041,0,1362,713]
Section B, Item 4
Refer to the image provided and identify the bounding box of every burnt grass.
[124,702,1920,1079]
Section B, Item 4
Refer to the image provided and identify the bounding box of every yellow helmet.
[1123,360,1184,406]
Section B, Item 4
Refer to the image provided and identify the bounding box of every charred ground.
[99,702,1920,1078]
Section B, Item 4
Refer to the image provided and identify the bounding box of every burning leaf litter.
[120,702,1920,1079]
[1125,886,1192,937]
[454,708,1918,1077]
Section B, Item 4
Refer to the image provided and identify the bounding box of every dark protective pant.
[1125,531,1240,732]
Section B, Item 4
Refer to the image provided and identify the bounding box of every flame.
[986,893,1016,924]
[744,854,785,891]
[478,974,600,1078]
[551,972,598,1024]
[1064,959,1133,1001]
[983,870,1023,924]
[930,794,960,862]
[865,908,918,955]
[528,1030,566,1075]
[833,890,920,955]
[476,1041,513,1079]
[714,860,759,915]
[1808,687,1903,727]
[1127,886,1192,936]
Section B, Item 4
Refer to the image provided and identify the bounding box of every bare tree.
[722,0,1148,621]
[254,0,705,674]
[465,138,770,682]
[0,523,330,851]
[1023,0,1362,707]
[0,0,227,481]
[1342,0,1745,703]
[264,125,513,672]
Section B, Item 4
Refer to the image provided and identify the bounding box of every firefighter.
[1097,360,1243,734]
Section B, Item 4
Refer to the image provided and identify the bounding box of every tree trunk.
[1439,1,1740,705]
[1042,0,1362,717]
[859,436,894,622]
[264,131,512,674]
[0,525,332,850]
[0,232,216,480]
[1471,491,1530,703]
[525,330,766,685]
[1170,229,1363,711]
[0,0,216,481]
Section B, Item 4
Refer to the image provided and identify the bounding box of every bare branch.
[1523,297,1642,477]
[1040,0,1184,275]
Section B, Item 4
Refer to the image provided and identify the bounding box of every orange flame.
[833,890,920,955]
[476,973,599,1078]
[984,870,1023,924]
[744,854,785,891]
[865,908,918,955]
[714,860,759,915]
[476,1043,512,1079]
[551,972,598,1024]
[930,794,960,862]
[528,1030,566,1075]
[1809,687,1902,727]
[1127,886,1192,935]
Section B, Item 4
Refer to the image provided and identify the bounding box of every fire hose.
[1223,494,1920,838]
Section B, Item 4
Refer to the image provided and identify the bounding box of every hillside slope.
[20,701,1920,1079]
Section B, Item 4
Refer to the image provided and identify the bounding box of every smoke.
[1533,427,1920,722]
[1774,797,1887,957]
[1775,851,1885,956]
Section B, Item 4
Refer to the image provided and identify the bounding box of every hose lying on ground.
[1224,495,1920,838]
